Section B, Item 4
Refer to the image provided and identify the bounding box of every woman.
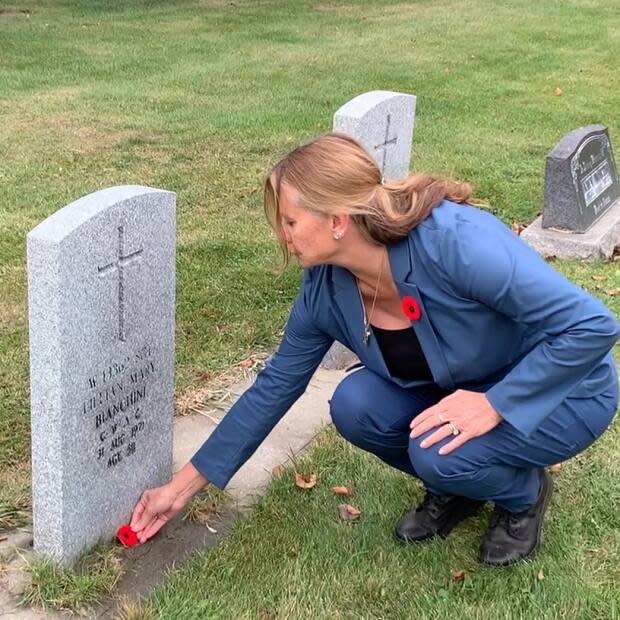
[130,133,619,566]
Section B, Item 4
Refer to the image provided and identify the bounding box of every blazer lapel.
[387,237,455,390]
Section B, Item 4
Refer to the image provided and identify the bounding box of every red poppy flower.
[401,296,421,321]
[117,524,140,547]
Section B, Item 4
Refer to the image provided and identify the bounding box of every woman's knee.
[408,436,478,489]
[329,373,367,444]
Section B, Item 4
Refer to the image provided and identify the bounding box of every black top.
[371,324,433,381]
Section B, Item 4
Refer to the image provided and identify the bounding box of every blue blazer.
[192,200,620,489]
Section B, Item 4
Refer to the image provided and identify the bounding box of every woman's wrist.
[167,462,209,502]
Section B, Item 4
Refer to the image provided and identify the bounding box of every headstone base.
[320,342,359,370]
[521,199,620,261]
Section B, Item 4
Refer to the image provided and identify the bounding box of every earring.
[333,232,342,240]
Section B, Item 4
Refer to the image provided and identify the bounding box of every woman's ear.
[331,212,350,238]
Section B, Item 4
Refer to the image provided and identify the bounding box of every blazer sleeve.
[190,269,334,488]
[438,212,620,437]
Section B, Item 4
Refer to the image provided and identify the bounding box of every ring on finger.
[448,422,459,436]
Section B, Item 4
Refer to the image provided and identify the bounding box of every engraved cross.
[374,114,398,176]
[98,226,143,342]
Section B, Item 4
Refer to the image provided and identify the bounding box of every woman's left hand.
[410,389,503,455]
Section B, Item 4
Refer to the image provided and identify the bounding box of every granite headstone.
[322,90,416,369]
[543,124,619,232]
[333,90,417,181]
[27,185,176,565]
[521,125,620,260]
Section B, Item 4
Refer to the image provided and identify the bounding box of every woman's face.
[278,182,337,267]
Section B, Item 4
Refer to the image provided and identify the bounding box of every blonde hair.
[264,132,475,268]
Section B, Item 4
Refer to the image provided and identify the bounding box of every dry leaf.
[259,610,274,620]
[591,275,605,281]
[338,503,361,521]
[549,463,562,473]
[537,569,545,581]
[331,485,352,496]
[451,569,466,582]
[194,370,211,383]
[605,288,620,296]
[554,87,563,96]
[272,464,285,478]
[294,473,317,489]
[511,222,525,235]
[238,357,254,369]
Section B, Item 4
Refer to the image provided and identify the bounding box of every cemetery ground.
[1,0,619,617]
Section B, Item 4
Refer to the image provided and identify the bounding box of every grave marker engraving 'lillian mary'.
[522,125,620,260]
[27,186,176,565]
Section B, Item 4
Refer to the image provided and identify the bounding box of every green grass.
[1,0,618,476]
[0,0,619,616]
[149,426,620,619]
[22,543,123,613]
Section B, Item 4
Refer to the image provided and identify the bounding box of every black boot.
[394,491,486,542]
[480,469,554,566]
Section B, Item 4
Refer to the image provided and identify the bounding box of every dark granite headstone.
[542,125,619,233]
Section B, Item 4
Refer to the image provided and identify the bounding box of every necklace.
[356,250,385,346]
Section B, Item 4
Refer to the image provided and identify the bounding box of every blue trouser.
[329,368,618,512]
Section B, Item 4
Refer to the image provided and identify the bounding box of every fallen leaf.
[295,473,317,489]
[338,503,361,520]
[591,275,605,281]
[605,288,620,296]
[537,569,545,581]
[451,569,466,582]
[272,464,285,478]
[511,222,525,235]
[259,610,274,620]
[549,463,562,473]
[238,357,254,369]
[194,370,211,382]
[331,485,352,496]
[554,87,563,96]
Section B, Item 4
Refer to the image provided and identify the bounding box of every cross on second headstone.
[374,114,398,176]
[333,90,416,181]
[98,225,143,342]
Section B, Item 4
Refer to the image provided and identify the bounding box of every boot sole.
[481,470,554,567]
[393,499,486,544]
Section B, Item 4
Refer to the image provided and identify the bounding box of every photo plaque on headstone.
[542,125,619,233]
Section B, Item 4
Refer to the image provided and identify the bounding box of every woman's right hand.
[129,483,188,543]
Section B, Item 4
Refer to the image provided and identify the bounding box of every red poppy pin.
[401,296,421,321]
[117,524,140,547]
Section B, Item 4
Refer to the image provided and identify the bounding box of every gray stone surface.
[333,90,416,181]
[320,342,359,370]
[173,367,346,510]
[325,90,416,369]
[542,125,619,233]
[27,186,176,566]
[521,197,620,261]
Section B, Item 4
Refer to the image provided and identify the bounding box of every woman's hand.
[130,462,209,543]
[130,483,187,543]
[409,389,502,455]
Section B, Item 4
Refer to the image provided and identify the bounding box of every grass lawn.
[0,0,619,617]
